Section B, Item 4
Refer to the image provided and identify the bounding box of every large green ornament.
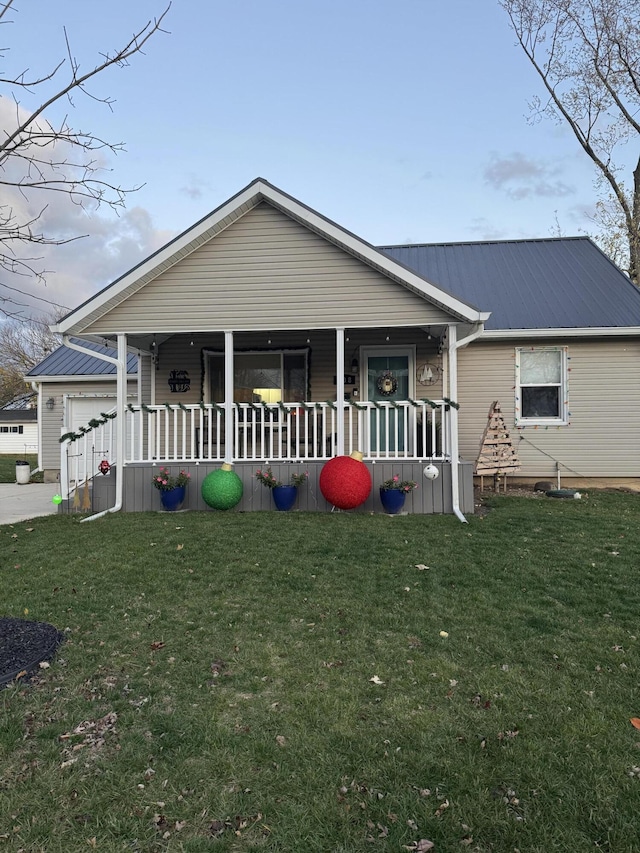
[201,463,243,510]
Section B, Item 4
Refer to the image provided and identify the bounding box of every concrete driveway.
[0,483,61,525]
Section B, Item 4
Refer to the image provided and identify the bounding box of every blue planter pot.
[379,488,406,515]
[272,485,298,511]
[160,485,186,511]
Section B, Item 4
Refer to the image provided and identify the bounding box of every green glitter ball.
[201,464,243,510]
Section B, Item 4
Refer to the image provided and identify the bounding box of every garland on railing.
[59,411,117,443]
[61,396,460,444]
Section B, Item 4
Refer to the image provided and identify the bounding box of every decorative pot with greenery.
[379,475,417,514]
[255,466,308,511]
[152,466,191,511]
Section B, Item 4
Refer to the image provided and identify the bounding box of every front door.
[364,348,414,453]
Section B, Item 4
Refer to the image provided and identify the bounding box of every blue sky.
[4,0,601,316]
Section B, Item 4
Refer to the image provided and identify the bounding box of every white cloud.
[0,97,174,320]
[484,152,575,200]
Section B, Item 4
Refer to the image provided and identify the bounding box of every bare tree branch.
[0,2,170,319]
[500,0,640,283]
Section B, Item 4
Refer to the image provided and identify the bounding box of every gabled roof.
[54,178,489,335]
[380,237,640,332]
[26,338,138,378]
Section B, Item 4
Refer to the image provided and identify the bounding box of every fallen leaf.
[276,735,286,746]
[631,718,640,730]
[150,641,165,651]
[39,661,50,669]
[176,544,184,551]
[434,798,450,818]
[369,675,385,685]
[415,564,430,571]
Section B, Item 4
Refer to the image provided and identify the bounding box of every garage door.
[66,396,134,460]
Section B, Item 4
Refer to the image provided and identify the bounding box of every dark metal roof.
[26,338,138,377]
[379,236,640,330]
[0,409,37,421]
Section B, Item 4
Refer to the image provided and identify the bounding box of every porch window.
[206,350,307,404]
[515,347,568,424]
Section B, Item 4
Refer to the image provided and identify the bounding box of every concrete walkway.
[0,483,61,525]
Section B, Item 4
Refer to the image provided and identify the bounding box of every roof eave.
[482,326,640,339]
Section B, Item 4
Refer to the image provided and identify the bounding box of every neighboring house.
[0,409,38,456]
[41,178,640,517]
[25,339,139,483]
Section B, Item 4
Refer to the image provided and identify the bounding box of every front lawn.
[1,494,640,851]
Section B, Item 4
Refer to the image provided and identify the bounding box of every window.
[0,425,23,433]
[206,350,308,404]
[515,347,568,424]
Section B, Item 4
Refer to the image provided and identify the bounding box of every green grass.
[1,493,640,852]
[0,454,42,483]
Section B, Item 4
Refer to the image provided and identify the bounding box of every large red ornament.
[98,459,111,475]
[319,451,371,510]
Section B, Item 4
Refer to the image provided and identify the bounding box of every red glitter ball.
[319,455,371,510]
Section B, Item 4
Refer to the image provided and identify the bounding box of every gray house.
[40,178,640,517]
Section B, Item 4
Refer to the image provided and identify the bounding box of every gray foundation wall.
[91,461,474,515]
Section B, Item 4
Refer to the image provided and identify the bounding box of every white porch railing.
[60,409,117,500]
[61,401,449,489]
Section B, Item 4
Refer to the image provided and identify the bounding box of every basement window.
[515,347,568,425]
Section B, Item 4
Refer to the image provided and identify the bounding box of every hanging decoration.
[417,362,442,386]
[98,459,111,476]
[319,451,372,510]
[201,463,243,510]
[376,370,398,396]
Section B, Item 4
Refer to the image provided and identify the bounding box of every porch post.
[224,330,234,462]
[336,328,345,456]
[116,333,127,509]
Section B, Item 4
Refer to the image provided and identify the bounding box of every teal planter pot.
[272,485,298,511]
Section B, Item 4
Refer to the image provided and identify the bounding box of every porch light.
[46,397,55,410]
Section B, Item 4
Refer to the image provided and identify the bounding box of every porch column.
[335,328,345,456]
[224,330,234,463]
[116,333,127,509]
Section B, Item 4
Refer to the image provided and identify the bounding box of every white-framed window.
[204,349,309,404]
[515,346,568,425]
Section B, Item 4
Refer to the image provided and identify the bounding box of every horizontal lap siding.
[457,339,640,478]
[83,204,453,334]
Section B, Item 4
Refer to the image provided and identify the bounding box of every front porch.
[61,398,474,515]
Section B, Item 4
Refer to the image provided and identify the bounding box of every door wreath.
[376,370,398,396]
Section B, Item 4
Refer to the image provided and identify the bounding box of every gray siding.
[458,338,640,478]
[81,203,455,335]
[107,460,474,515]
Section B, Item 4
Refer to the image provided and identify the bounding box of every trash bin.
[15,460,30,485]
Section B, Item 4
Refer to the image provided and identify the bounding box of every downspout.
[61,335,127,522]
[448,322,485,523]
